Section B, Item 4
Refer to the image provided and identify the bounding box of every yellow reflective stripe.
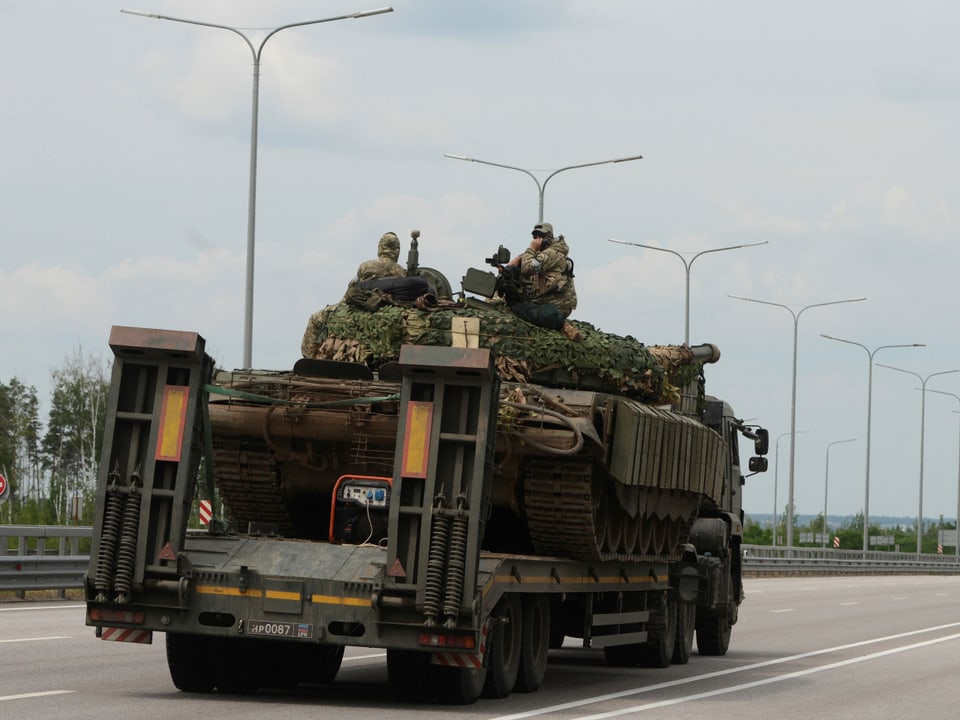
[193,586,301,601]
[311,594,370,607]
[195,585,251,597]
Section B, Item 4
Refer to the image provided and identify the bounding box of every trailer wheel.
[431,664,488,705]
[311,644,345,684]
[696,613,732,656]
[387,649,432,702]
[515,594,550,693]
[165,633,215,693]
[209,637,259,694]
[671,601,695,665]
[483,595,522,698]
[638,599,676,668]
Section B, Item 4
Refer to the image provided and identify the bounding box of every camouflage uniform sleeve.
[519,248,543,276]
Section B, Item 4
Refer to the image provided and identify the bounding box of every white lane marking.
[770,609,795,613]
[343,652,386,663]
[839,602,860,606]
[572,632,960,719]
[0,636,70,644]
[0,604,85,612]
[489,620,960,720]
[0,690,75,702]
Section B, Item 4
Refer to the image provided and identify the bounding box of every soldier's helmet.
[378,232,401,260]
[533,222,554,239]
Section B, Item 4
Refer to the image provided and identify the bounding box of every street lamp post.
[610,240,767,344]
[924,389,960,558]
[822,438,856,548]
[773,430,807,546]
[820,336,925,552]
[729,295,866,548]
[443,153,643,222]
[876,364,960,554]
[123,6,394,369]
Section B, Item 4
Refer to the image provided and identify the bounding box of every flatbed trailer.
[85,326,764,704]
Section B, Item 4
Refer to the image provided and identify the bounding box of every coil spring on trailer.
[93,464,125,603]
[113,467,142,604]
[423,495,450,627]
[441,497,470,628]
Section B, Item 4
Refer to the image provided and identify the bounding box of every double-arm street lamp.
[729,295,866,548]
[820,336,925,552]
[609,240,767,344]
[924,388,960,558]
[123,6,394,369]
[876,364,960,553]
[443,153,643,222]
[822,438,856,548]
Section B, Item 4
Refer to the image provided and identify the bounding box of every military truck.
[84,246,768,704]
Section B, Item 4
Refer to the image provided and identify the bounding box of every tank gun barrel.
[689,343,720,364]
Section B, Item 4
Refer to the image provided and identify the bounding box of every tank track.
[211,438,294,535]
[522,459,691,563]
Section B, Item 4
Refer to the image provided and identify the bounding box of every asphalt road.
[2,575,958,720]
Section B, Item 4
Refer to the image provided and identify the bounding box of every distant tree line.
[0,347,109,525]
[743,505,958,554]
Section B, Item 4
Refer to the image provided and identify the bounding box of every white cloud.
[4,0,960,522]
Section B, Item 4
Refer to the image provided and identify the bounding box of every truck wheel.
[696,613,732,656]
[483,595,522,698]
[165,633,215,692]
[515,594,550,693]
[638,599,676,668]
[431,664,488,705]
[671,601,695,665]
[387,649,431,702]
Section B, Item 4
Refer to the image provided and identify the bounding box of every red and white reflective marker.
[199,499,212,525]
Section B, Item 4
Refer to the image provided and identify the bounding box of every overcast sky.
[3,1,960,525]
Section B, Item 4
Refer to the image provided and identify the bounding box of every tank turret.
[207,243,739,562]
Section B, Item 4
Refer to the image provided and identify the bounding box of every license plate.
[246,619,314,639]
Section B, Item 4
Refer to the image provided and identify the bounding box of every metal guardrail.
[4,527,960,595]
[742,544,960,575]
[0,525,91,595]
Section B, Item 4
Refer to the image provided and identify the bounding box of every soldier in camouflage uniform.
[507,222,581,340]
[353,232,407,284]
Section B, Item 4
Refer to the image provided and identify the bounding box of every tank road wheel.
[483,595,523,698]
[696,612,732,656]
[652,516,668,555]
[515,594,550,693]
[431,664,488,705]
[638,518,654,555]
[387,649,432,702]
[165,633,215,693]
[672,601,696,665]
[638,598,677,668]
[666,517,682,555]
[591,472,609,553]
[604,491,624,555]
[622,514,640,555]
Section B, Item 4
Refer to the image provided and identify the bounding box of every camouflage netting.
[301,300,706,404]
